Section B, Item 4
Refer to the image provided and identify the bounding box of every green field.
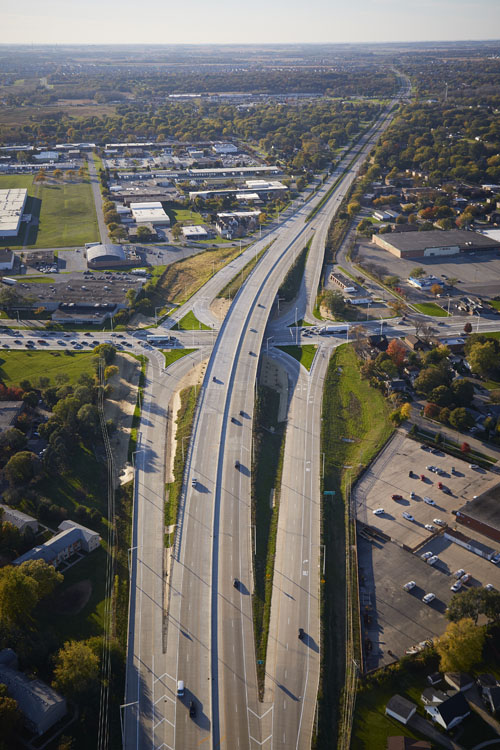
[277,345,317,371]
[172,311,211,330]
[412,302,450,317]
[163,203,204,225]
[162,348,196,367]
[0,174,99,249]
[0,350,94,386]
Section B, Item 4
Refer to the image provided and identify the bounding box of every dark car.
[298,628,305,640]
[235,460,240,469]
[189,701,196,718]
[233,578,239,589]
[391,494,402,501]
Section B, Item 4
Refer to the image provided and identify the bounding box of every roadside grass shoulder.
[412,302,450,317]
[165,386,198,547]
[0,350,94,386]
[277,345,316,371]
[172,311,211,330]
[318,344,393,749]
[162,348,196,368]
[217,243,270,300]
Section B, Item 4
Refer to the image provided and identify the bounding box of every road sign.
[324,490,336,496]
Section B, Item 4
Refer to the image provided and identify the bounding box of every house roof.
[421,687,448,704]
[0,664,66,728]
[445,672,474,690]
[58,520,99,544]
[0,504,37,530]
[486,686,500,711]
[13,527,82,565]
[386,694,416,719]
[436,692,470,726]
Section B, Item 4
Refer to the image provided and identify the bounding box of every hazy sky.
[3,0,500,45]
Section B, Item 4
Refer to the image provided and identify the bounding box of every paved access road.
[86,154,109,244]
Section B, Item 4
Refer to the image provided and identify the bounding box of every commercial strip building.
[189,180,288,201]
[0,188,28,237]
[182,225,208,239]
[372,229,500,259]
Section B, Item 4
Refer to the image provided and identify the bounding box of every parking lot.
[355,432,499,550]
[355,431,500,669]
[356,239,500,299]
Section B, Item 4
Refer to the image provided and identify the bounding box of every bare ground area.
[55,579,92,615]
[210,298,231,323]
[103,353,141,486]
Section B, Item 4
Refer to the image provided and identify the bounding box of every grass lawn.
[163,203,204,225]
[277,345,317,371]
[0,174,99,249]
[152,245,243,307]
[0,350,94,386]
[162,348,196,368]
[217,243,270,299]
[488,299,500,311]
[318,344,393,748]
[172,311,211,330]
[412,302,450,317]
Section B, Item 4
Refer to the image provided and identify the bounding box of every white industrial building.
[130,201,170,226]
[33,151,59,162]
[182,225,208,239]
[0,188,28,237]
[212,142,238,154]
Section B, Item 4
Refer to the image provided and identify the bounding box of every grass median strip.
[217,243,271,300]
[251,385,287,697]
[277,344,317,371]
[162,348,196,368]
[172,311,211,330]
[317,344,393,749]
[165,386,198,548]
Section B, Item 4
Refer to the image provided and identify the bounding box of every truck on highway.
[319,324,349,335]
[1,277,17,286]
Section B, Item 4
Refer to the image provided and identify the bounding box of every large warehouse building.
[456,488,500,545]
[129,201,170,227]
[0,188,28,237]
[372,229,500,259]
[86,243,140,269]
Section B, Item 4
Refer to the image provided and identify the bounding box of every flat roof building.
[0,188,28,237]
[373,230,500,259]
[456,488,500,544]
[129,201,170,226]
[182,225,208,238]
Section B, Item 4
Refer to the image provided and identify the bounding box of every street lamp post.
[266,336,273,355]
[295,307,299,344]
[154,307,162,325]
[120,701,138,746]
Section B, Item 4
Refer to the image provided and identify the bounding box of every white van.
[177,680,185,697]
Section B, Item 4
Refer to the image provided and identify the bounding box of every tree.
[323,290,346,316]
[0,566,39,626]
[53,397,81,430]
[53,640,99,702]
[0,428,27,454]
[18,559,63,599]
[414,367,448,395]
[77,404,100,435]
[93,343,116,365]
[136,226,154,241]
[400,403,411,420]
[449,407,474,431]
[436,618,485,673]
[461,441,471,453]
[172,223,182,241]
[463,322,473,334]
[387,299,406,316]
[125,289,136,307]
[4,451,40,486]
[430,284,442,297]
[451,379,474,407]
[468,341,497,377]
[428,385,454,407]
[0,684,21,747]
[424,402,440,419]
[387,339,407,368]
[410,267,425,278]
[104,365,119,381]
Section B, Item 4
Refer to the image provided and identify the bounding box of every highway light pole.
[154,306,162,325]
[120,701,138,746]
[295,307,299,344]
[266,336,273,355]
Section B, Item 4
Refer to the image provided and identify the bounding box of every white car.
[427,556,439,566]
[425,524,436,532]
[402,512,414,521]
[451,581,462,592]
[426,465,436,472]
[423,497,436,506]
[460,573,471,584]
[191,478,197,488]
[485,584,495,591]
[372,508,384,516]
[403,581,416,591]
[433,518,446,527]
[454,568,465,579]
[423,593,436,604]
[421,551,433,561]
[469,464,479,470]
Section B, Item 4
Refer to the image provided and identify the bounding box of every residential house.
[421,687,449,706]
[385,695,417,725]
[444,672,474,692]
[0,504,38,534]
[13,522,100,568]
[404,335,427,352]
[426,672,442,686]
[425,691,470,731]
[58,520,101,552]
[0,649,67,736]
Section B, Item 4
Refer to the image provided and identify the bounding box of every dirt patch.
[210,298,230,323]
[56,579,92,615]
[103,353,140,485]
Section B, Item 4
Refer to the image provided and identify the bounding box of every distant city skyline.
[2,0,500,46]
